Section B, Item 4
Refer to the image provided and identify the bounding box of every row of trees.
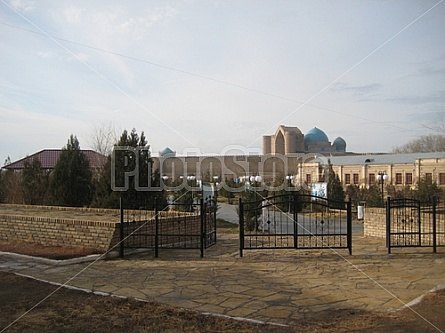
[1,128,444,208]
[0,135,94,207]
[0,129,163,208]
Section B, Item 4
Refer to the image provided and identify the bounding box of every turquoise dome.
[159,147,175,157]
[304,127,329,144]
[333,137,346,151]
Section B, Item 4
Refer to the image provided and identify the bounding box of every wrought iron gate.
[386,197,445,253]
[119,197,217,258]
[239,193,352,256]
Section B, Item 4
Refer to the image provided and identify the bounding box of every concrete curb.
[0,251,119,266]
[397,283,445,311]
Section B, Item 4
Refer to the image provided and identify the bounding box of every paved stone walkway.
[1,234,444,326]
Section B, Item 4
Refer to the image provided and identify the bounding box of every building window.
[353,173,359,185]
[369,173,375,185]
[439,173,445,185]
[425,173,433,183]
[395,173,403,185]
[345,174,351,185]
[306,174,312,184]
[406,172,413,185]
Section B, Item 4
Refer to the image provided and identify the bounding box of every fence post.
[200,198,204,258]
[239,197,244,257]
[417,199,422,247]
[386,197,391,254]
[154,197,159,258]
[213,198,217,245]
[432,196,437,253]
[119,196,124,258]
[347,198,352,255]
[293,192,298,249]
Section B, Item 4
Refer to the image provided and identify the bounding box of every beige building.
[155,126,444,190]
[327,153,445,189]
[155,152,445,191]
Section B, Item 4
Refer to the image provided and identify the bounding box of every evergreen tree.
[218,178,238,203]
[366,184,383,207]
[91,155,118,208]
[92,128,161,208]
[22,158,49,205]
[414,178,443,203]
[49,135,93,207]
[324,161,345,206]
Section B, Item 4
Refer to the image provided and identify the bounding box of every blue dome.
[304,127,329,144]
[159,147,175,157]
[333,137,346,151]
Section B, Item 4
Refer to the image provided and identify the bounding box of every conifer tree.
[22,158,49,205]
[92,128,161,208]
[325,160,345,206]
[49,135,93,207]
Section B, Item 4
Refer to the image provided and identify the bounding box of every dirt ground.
[1,241,445,333]
[0,241,100,260]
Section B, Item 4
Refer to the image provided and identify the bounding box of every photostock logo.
[111,146,157,191]
[111,144,330,193]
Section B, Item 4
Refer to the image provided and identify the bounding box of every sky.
[1,0,444,163]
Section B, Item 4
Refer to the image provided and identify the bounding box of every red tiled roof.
[2,149,107,170]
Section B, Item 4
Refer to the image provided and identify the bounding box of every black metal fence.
[119,197,217,258]
[386,197,445,253]
[239,193,352,256]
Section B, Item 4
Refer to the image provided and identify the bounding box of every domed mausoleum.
[304,127,329,144]
[263,125,347,154]
[159,147,176,157]
[333,137,347,152]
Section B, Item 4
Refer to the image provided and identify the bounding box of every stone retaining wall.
[363,206,445,239]
[0,204,200,252]
[363,207,386,238]
[0,214,120,252]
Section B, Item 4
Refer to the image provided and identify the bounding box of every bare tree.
[392,134,445,153]
[392,112,445,153]
[1,170,23,204]
[88,122,118,156]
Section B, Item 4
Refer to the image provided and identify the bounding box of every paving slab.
[1,234,444,326]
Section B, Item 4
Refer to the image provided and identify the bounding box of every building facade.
[262,125,347,155]
[153,152,445,190]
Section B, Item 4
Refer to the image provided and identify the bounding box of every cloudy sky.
[1,0,444,162]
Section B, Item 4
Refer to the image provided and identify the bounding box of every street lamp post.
[212,176,219,201]
[285,175,294,213]
[187,175,196,211]
[249,175,262,190]
[376,171,388,207]
[285,175,294,189]
[248,175,262,231]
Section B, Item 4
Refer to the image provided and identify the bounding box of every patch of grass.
[216,218,239,233]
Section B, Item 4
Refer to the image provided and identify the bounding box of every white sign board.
[201,182,215,203]
[311,182,327,199]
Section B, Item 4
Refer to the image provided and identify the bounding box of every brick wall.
[363,207,386,238]
[0,214,120,251]
[363,206,445,240]
[0,204,202,252]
